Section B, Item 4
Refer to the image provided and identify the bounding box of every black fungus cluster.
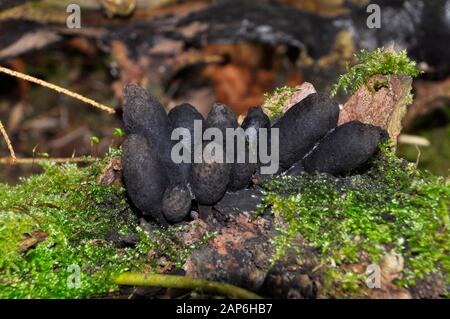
[122,85,387,224]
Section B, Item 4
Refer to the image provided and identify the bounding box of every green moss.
[262,86,299,119]
[263,144,449,297]
[331,48,421,97]
[0,150,212,298]
[1,139,447,298]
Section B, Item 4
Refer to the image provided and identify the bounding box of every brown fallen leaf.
[97,156,122,186]
[19,231,48,253]
[111,40,145,100]
[148,38,184,56]
[202,43,279,115]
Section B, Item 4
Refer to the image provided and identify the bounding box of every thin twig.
[0,66,116,114]
[114,273,263,299]
[8,205,43,226]
[0,120,16,163]
[0,157,99,165]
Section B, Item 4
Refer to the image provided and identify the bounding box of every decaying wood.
[338,74,413,145]
[136,183,415,299]
[0,0,339,63]
[262,82,317,118]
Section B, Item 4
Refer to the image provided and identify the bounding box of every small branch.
[114,273,263,299]
[0,66,116,114]
[0,157,99,165]
[0,120,16,163]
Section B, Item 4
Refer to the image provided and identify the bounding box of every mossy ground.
[0,147,448,298]
[263,144,449,297]
[1,145,448,298]
[0,150,212,298]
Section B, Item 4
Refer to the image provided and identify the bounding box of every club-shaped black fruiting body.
[272,93,340,171]
[204,103,257,191]
[241,106,271,172]
[241,106,271,138]
[168,103,205,183]
[191,142,231,205]
[122,85,193,224]
[122,134,168,225]
[122,85,180,183]
[162,183,193,223]
[121,85,388,225]
[302,121,388,175]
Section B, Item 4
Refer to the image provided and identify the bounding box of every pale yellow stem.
[0,120,16,163]
[115,273,263,299]
[0,66,115,114]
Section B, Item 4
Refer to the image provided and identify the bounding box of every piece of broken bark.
[97,156,123,186]
[338,74,413,145]
[183,193,274,293]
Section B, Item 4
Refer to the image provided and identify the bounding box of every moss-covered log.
[0,141,448,299]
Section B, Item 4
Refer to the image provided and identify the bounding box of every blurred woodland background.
[0,0,449,183]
